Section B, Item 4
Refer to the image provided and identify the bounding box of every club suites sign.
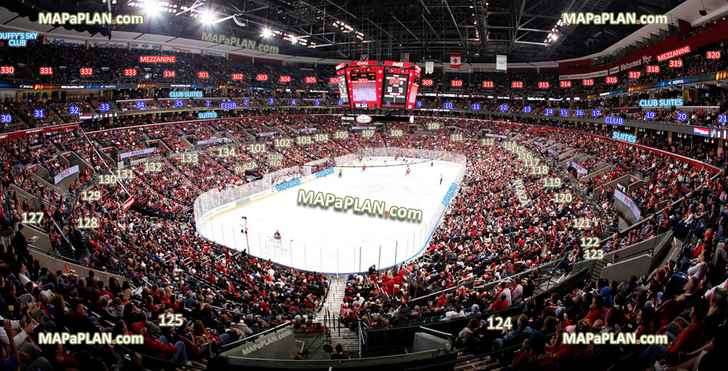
[169,91,203,98]
[638,98,683,107]
[201,32,279,54]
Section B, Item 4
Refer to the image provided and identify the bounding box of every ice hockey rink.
[198,157,464,273]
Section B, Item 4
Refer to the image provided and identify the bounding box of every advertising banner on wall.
[53,165,79,184]
[614,188,642,222]
[569,161,588,177]
[118,147,156,160]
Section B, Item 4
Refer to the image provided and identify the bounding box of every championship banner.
[425,61,434,75]
[496,55,507,71]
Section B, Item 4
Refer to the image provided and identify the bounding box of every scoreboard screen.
[382,72,409,106]
[336,61,420,110]
[350,70,378,106]
[352,80,376,103]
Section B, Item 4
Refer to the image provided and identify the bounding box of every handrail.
[4,114,722,330]
[49,216,75,254]
[608,170,722,239]
[218,320,293,352]
[28,246,126,284]
[408,142,574,303]
[12,171,75,255]
[78,127,133,197]
[358,319,363,359]
[410,257,564,303]
[408,177,703,304]
[408,141,722,304]
[604,231,671,265]
[418,325,455,341]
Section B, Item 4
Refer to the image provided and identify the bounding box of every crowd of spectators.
[0,43,336,91]
[453,169,728,371]
[2,31,728,135]
[0,106,725,370]
[0,11,727,371]
[328,118,713,331]
[0,115,340,369]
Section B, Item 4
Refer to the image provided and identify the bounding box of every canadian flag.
[450,53,462,68]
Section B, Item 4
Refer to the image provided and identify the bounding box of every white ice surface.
[199,157,463,273]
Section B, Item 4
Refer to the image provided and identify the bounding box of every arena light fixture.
[544,18,566,46]
[261,27,274,39]
[286,34,308,45]
[142,0,162,17]
[199,9,217,25]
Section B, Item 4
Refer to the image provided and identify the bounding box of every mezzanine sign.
[656,45,690,62]
[139,55,176,63]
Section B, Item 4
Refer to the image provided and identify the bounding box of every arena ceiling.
[269,0,686,63]
[2,0,690,63]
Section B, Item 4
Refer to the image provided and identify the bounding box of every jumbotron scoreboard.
[335,61,421,110]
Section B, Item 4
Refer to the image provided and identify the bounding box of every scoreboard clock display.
[382,72,409,106]
[336,61,420,110]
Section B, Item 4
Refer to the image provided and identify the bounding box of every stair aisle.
[315,275,361,356]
